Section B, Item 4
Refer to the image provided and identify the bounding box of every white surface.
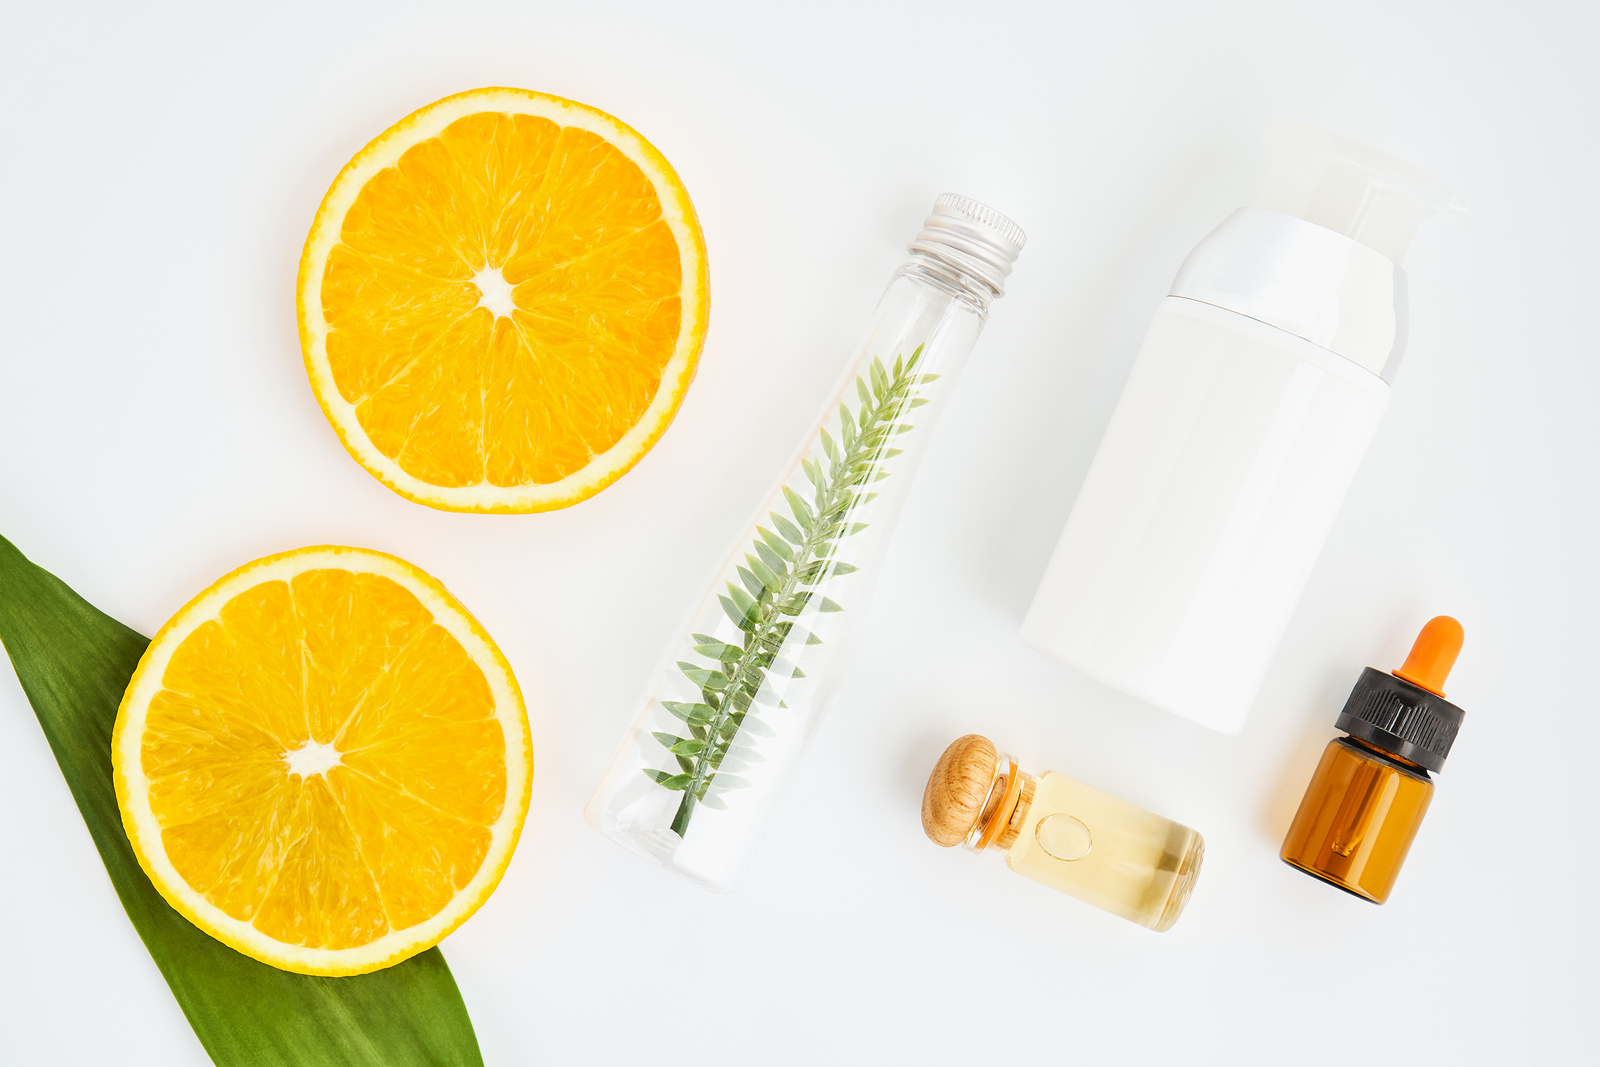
[0,1,1594,1063]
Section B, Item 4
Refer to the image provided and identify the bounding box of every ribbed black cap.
[1335,667,1464,773]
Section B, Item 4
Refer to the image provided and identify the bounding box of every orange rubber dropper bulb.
[1393,615,1464,697]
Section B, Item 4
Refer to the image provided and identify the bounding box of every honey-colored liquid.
[1000,772,1203,932]
[1280,737,1433,904]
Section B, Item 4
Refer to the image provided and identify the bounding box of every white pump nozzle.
[1252,124,1468,265]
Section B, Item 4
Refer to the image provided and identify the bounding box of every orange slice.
[298,87,709,512]
[112,546,532,975]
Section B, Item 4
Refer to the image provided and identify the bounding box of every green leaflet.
[0,535,483,1067]
[647,348,934,837]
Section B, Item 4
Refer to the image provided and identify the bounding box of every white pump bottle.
[1022,127,1465,735]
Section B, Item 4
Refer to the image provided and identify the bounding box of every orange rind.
[298,87,709,512]
[112,546,532,975]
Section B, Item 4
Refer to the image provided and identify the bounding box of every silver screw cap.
[908,193,1026,297]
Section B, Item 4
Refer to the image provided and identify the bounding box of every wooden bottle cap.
[922,734,999,847]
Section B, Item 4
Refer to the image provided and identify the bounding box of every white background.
[2,1,1595,1063]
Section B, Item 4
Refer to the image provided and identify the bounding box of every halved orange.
[298,87,709,512]
[112,546,532,975]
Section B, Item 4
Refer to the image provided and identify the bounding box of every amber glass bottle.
[1281,616,1466,903]
[922,734,1204,931]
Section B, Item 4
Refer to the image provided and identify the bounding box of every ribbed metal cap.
[907,194,1026,297]
[1335,667,1465,774]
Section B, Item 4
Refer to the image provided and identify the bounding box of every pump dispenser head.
[1253,124,1468,264]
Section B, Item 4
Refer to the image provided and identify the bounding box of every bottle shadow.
[1259,721,1335,846]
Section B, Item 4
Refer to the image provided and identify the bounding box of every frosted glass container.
[587,196,1025,891]
[1023,126,1464,734]
[1023,296,1389,733]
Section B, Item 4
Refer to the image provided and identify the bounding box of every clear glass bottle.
[922,734,1204,931]
[586,195,1026,891]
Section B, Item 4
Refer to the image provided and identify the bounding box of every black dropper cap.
[1336,617,1465,774]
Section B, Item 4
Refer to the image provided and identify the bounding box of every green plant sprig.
[645,346,935,837]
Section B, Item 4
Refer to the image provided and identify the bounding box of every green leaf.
[812,522,844,543]
[871,357,889,399]
[658,350,939,840]
[0,535,483,1067]
[756,526,795,561]
[819,429,839,463]
[770,513,805,545]
[752,539,789,576]
[718,595,757,632]
[645,768,691,789]
[735,715,777,736]
[662,700,716,725]
[691,639,744,662]
[782,485,814,529]
[677,663,729,690]
[778,591,812,615]
[736,565,765,600]
[726,584,760,621]
[769,656,804,678]
[745,556,782,593]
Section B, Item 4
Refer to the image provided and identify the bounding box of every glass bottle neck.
[1342,735,1432,778]
[964,752,1036,852]
[895,251,995,321]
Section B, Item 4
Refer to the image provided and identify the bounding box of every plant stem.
[667,358,921,836]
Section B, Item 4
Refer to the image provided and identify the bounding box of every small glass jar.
[1280,616,1466,904]
[1280,737,1433,903]
[921,734,1204,931]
